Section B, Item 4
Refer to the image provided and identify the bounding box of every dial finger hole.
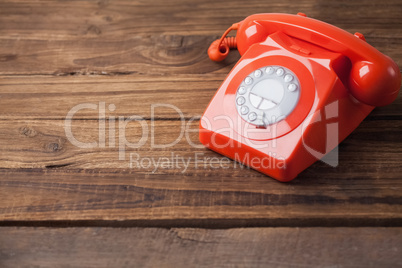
[240,106,249,115]
[238,86,247,95]
[254,70,262,78]
[265,67,274,74]
[248,112,257,121]
[284,74,293,82]
[288,83,298,92]
[276,68,284,76]
[245,76,253,85]
[236,96,246,105]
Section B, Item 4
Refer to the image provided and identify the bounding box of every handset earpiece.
[208,23,239,61]
[349,59,401,107]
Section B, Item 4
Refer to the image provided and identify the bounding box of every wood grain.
[1,227,401,267]
[0,119,400,224]
[0,0,401,75]
[1,167,401,225]
[0,118,401,170]
[1,0,402,266]
[0,0,401,228]
[0,76,401,120]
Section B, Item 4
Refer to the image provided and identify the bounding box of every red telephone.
[200,13,401,182]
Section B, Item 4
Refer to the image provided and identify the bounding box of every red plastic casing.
[200,13,401,182]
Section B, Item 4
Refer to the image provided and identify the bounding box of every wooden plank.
[0,227,401,267]
[0,32,400,76]
[0,76,224,120]
[0,0,401,75]
[0,118,401,170]
[0,119,400,223]
[0,76,401,119]
[1,0,400,37]
[1,167,401,225]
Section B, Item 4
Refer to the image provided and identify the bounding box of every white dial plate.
[235,65,301,127]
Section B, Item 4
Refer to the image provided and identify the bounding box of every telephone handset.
[200,13,401,181]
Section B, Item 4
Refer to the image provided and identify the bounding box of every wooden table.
[0,0,401,267]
